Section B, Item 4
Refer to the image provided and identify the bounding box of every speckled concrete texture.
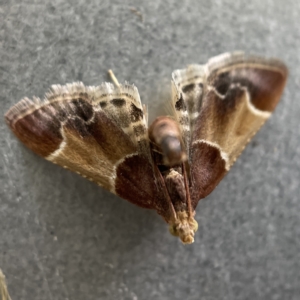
[1,1,300,299]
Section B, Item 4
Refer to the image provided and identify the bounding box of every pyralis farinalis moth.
[5,52,288,244]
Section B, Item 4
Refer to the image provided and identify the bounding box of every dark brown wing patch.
[190,141,227,207]
[208,63,287,112]
[115,154,167,212]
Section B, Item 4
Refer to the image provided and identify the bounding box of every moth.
[5,52,288,244]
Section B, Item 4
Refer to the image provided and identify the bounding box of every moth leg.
[182,162,193,218]
[152,153,177,222]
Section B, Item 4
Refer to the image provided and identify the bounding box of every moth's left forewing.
[187,53,288,207]
[5,82,167,213]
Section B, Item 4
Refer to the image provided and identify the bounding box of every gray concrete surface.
[1,1,299,299]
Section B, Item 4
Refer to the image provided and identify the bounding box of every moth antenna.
[182,162,193,217]
[107,69,120,87]
[154,164,177,222]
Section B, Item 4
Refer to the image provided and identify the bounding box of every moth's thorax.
[149,116,186,166]
[169,211,198,244]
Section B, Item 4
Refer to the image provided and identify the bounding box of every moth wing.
[5,82,166,211]
[172,52,288,208]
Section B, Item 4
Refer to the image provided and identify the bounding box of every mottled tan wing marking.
[93,83,148,145]
[172,64,206,157]
[50,110,140,192]
[192,83,271,169]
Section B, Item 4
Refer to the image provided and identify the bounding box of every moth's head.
[169,211,198,244]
